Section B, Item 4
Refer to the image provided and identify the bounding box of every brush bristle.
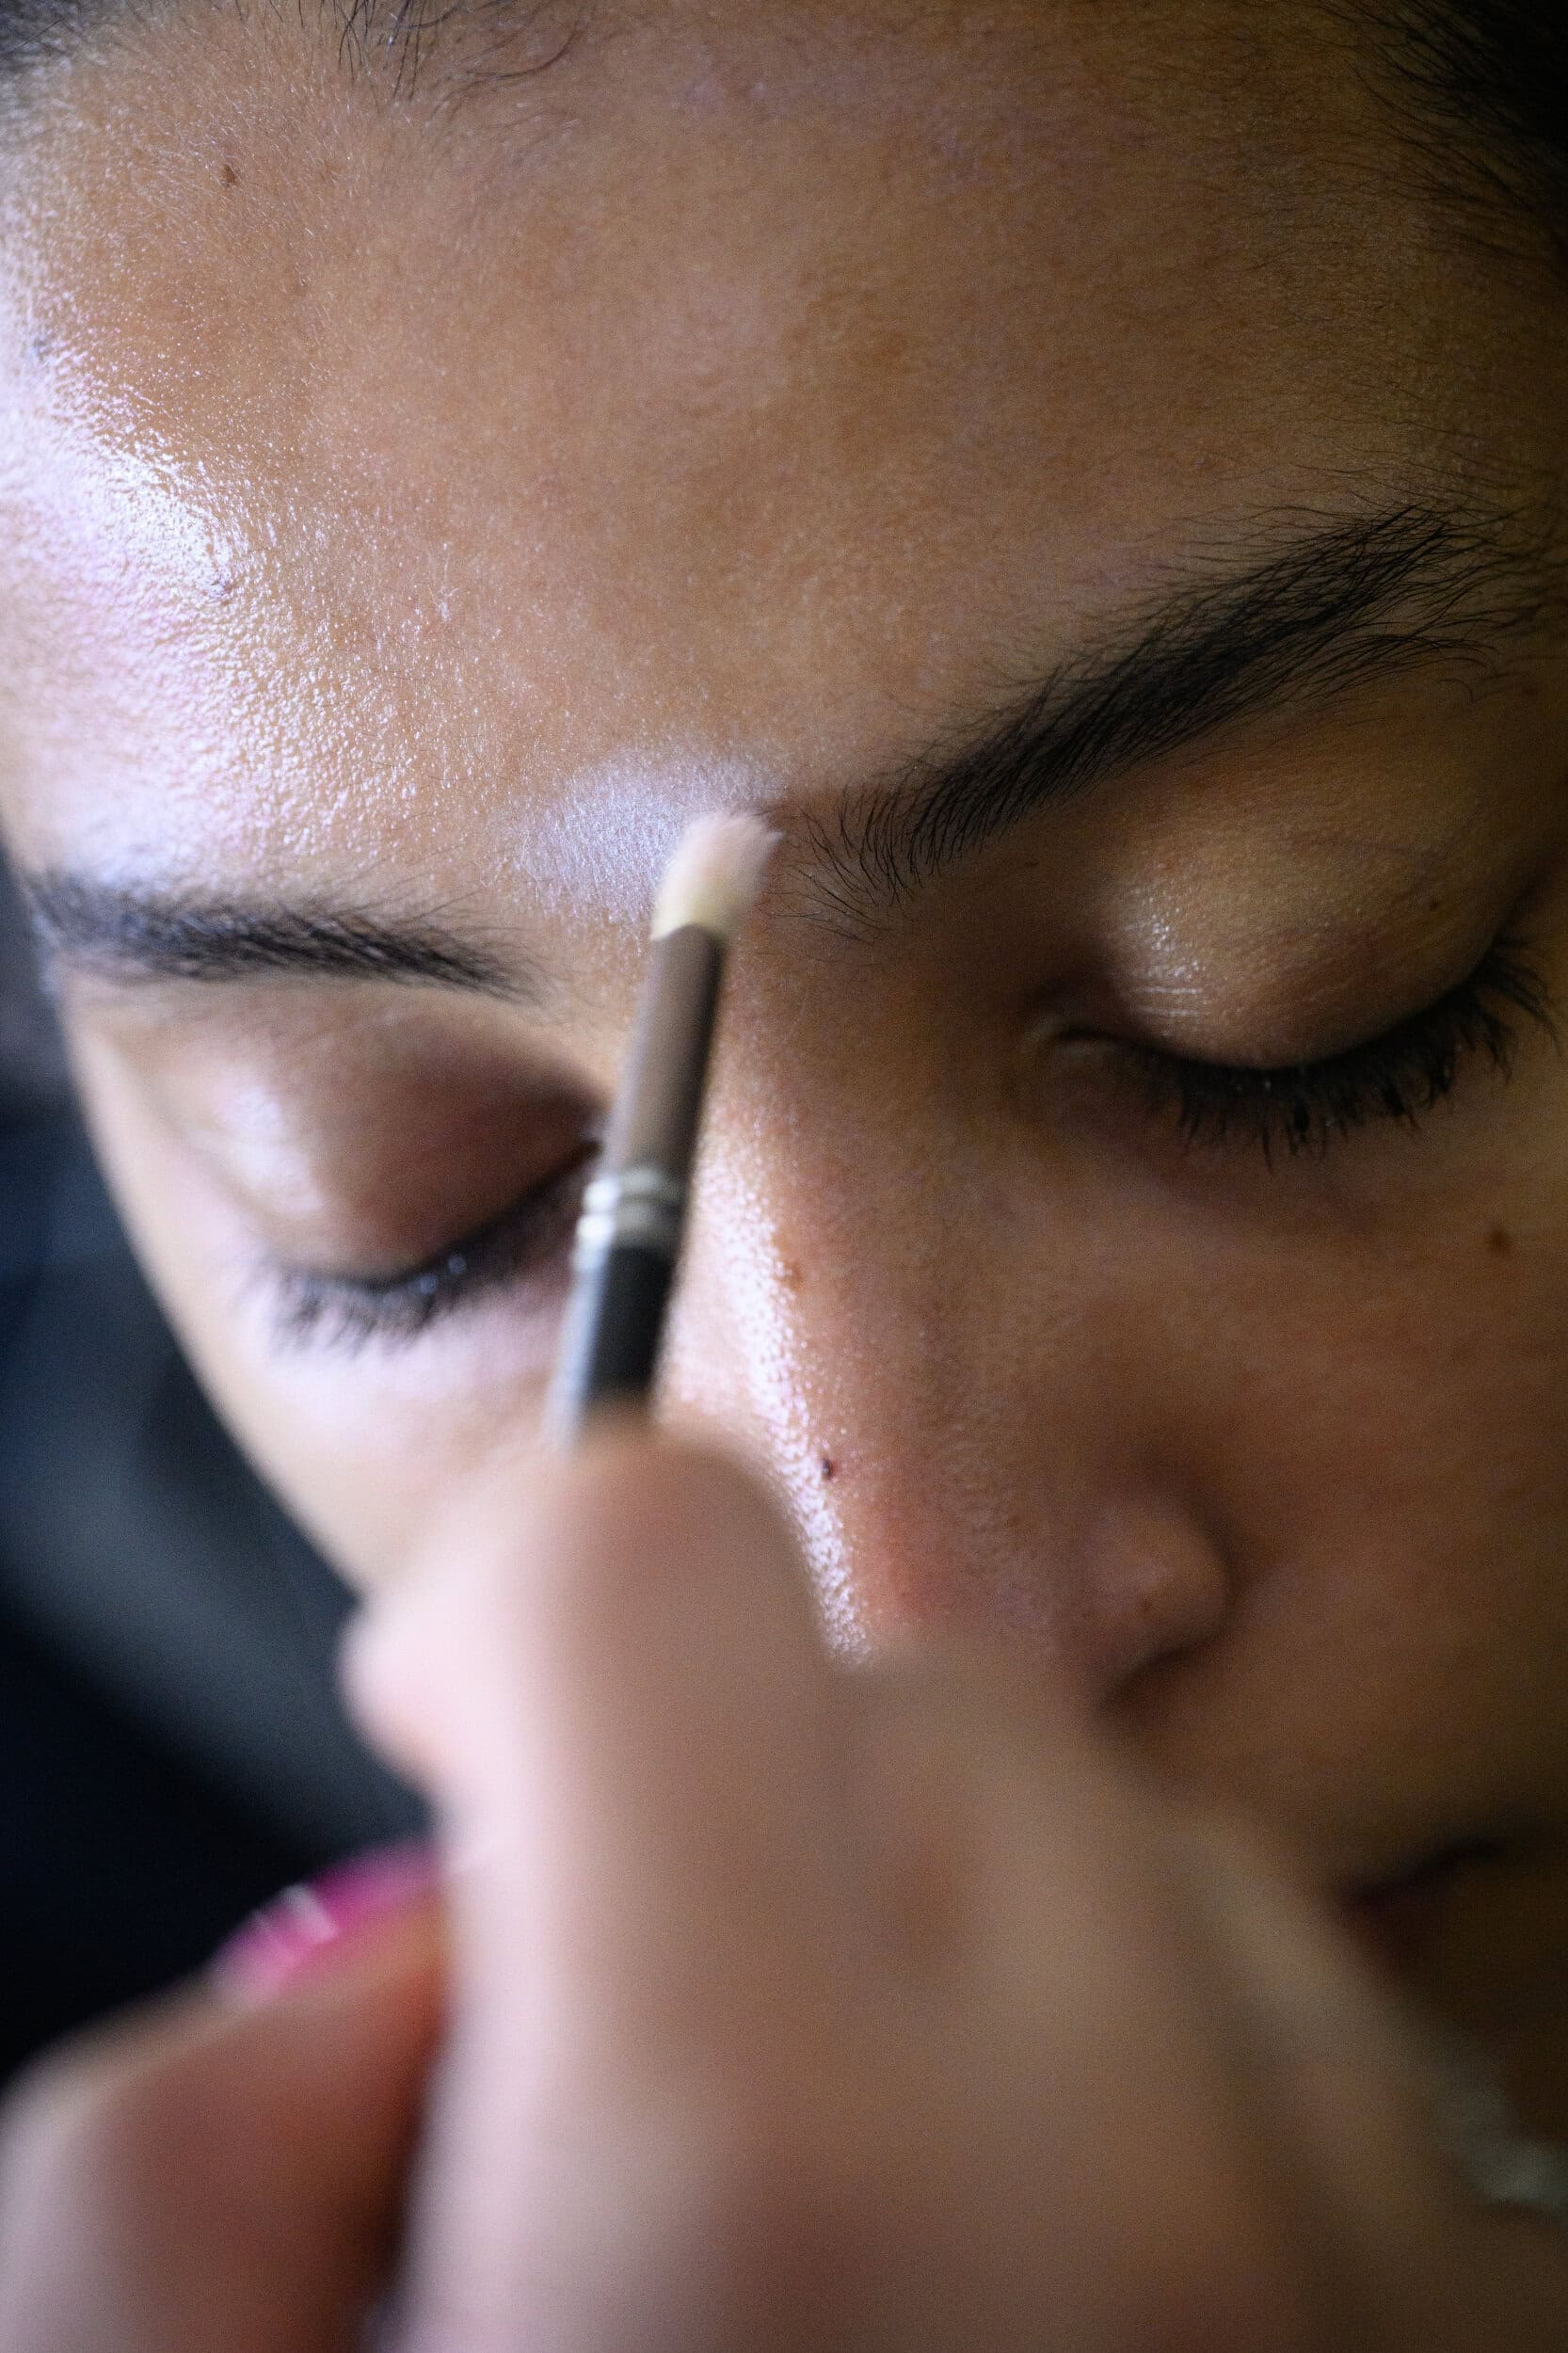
[651,811,779,942]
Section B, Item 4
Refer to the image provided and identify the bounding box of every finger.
[344,1429,864,2062]
[0,1898,442,2353]
[857,1646,1165,2007]
[345,1433,876,2353]
[1170,1808,1568,2344]
[860,1660,1416,2345]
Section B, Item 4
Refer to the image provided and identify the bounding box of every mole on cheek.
[821,1454,838,1482]
[1486,1225,1513,1258]
[220,162,239,188]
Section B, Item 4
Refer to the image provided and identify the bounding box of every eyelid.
[1128,936,1556,1160]
[268,1138,599,1351]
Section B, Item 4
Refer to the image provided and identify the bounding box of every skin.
[2,0,1568,2320]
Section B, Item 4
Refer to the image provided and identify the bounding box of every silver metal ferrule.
[570,1165,687,1271]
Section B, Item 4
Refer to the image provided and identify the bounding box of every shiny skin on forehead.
[0,0,1527,918]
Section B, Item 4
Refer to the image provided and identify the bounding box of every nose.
[662,1087,1234,1712]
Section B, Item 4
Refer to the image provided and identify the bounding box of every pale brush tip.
[651,811,780,943]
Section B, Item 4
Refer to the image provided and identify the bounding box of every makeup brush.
[548,810,778,1440]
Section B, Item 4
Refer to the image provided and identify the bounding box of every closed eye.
[1127,938,1555,1162]
[268,1138,599,1351]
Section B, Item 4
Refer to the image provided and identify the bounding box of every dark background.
[0,855,424,2085]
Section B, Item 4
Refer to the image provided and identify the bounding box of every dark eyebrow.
[21,877,538,1001]
[18,500,1558,993]
[801,499,1561,931]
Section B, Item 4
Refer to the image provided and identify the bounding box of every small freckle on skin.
[220,162,239,188]
[1487,1225,1513,1257]
[820,1454,838,1481]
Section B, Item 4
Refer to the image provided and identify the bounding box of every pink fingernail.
[213,1842,440,2002]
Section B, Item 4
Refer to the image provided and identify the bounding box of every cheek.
[1127,1193,1568,1855]
[208,1329,555,1592]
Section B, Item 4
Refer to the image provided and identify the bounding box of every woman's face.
[3,0,1568,2118]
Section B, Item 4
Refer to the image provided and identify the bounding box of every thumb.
[0,1893,444,2353]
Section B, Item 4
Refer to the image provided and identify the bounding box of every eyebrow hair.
[798,497,1561,933]
[21,877,537,1000]
[17,496,1559,997]
[332,0,591,105]
[0,0,591,103]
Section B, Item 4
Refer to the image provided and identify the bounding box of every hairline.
[0,0,596,107]
[1331,2,1568,275]
[2,0,1563,271]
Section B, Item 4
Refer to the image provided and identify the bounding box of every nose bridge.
[666,1112,958,1650]
[664,1090,1232,1695]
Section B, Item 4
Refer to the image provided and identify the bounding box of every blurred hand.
[2,1431,1564,2351]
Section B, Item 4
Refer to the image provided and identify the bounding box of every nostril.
[1077,1493,1234,1698]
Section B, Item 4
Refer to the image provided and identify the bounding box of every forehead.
[0,0,1549,906]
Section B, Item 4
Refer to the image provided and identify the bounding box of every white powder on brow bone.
[498,756,776,930]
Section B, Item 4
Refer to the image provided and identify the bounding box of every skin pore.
[3,0,1568,2155]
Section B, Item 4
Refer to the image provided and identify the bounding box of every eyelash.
[270,1140,599,1352]
[1128,938,1556,1161]
[268,940,1554,1351]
